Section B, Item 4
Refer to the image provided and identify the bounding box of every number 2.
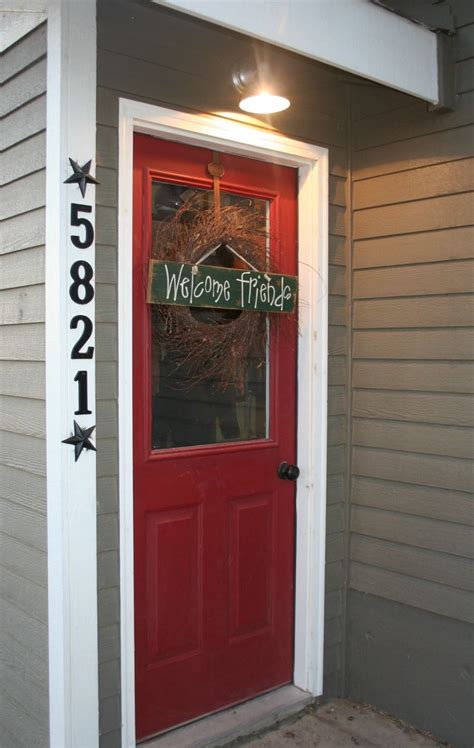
[71,315,94,358]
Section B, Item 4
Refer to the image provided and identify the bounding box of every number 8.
[70,260,94,304]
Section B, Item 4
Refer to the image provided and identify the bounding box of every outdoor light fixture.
[232,62,290,114]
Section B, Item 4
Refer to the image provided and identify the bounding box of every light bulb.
[239,92,290,114]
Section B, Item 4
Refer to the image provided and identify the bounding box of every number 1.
[74,370,92,415]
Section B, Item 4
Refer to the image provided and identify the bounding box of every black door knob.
[278,462,300,481]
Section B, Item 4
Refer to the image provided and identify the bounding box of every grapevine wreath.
[150,202,274,391]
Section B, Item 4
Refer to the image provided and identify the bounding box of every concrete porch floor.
[146,692,448,748]
[229,699,448,748]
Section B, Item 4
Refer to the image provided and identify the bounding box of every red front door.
[133,134,298,740]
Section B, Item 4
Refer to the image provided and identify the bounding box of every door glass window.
[151,181,270,450]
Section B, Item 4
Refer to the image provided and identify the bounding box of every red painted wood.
[133,134,298,740]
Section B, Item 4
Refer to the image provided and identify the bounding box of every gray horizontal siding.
[353,193,474,239]
[352,360,474,393]
[0,95,46,152]
[352,418,473,459]
[0,361,45,400]
[352,390,473,426]
[0,396,45,438]
[0,431,46,477]
[0,57,47,117]
[350,562,473,623]
[347,592,473,748]
[352,157,474,209]
[0,285,45,325]
[352,90,474,150]
[347,7,474,744]
[353,295,473,328]
[1,208,46,255]
[353,123,474,180]
[1,247,45,290]
[353,260,474,298]
[1,170,47,220]
[351,535,473,591]
[351,476,473,525]
[0,23,46,84]
[353,445,472,494]
[1,132,46,186]
[353,226,474,268]
[0,465,46,515]
[0,23,48,747]
[353,329,474,360]
[0,323,46,361]
[456,58,474,92]
[351,504,473,559]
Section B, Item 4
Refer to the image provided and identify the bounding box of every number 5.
[71,203,94,249]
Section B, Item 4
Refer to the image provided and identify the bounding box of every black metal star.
[62,420,97,461]
[64,158,99,198]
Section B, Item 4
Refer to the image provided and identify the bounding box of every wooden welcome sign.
[147,260,297,314]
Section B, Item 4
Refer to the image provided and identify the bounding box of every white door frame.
[118,98,328,747]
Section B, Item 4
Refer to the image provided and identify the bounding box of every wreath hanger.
[207,151,225,217]
[198,152,269,278]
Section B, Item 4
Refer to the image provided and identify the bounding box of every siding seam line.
[352,382,474,390]
[341,82,353,698]
[351,501,474,524]
[349,559,474,590]
[352,122,474,156]
[351,154,474,179]
[1,127,47,155]
[353,222,474,241]
[352,145,474,170]
[353,448,474,461]
[1,53,47,87]
[353,188,474,211]
[1,166,47,190]
[353,259,474,271]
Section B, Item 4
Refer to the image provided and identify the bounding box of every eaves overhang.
[152,0,440,105]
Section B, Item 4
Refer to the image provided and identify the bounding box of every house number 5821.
[69,204,95,414]
[62,158,99,459]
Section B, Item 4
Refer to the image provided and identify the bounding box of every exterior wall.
[0,24,49,748]
[95,0,351,743]
[346,3,474,745]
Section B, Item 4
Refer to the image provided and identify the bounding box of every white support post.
[46,1,99,745]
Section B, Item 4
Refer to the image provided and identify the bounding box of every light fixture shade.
[233,61,290,115]
[239,93,290,114]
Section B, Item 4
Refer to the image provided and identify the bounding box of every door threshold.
[141,685,313,748]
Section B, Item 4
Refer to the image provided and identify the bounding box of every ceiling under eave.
[152,0,440,104]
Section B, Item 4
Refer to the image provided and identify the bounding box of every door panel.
[229,493,274,637]
[133,134,298,740]
[145,504,203,663]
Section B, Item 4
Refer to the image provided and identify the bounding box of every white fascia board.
[153,0,439,103]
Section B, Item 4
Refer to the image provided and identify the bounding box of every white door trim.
[118,99,328,748]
